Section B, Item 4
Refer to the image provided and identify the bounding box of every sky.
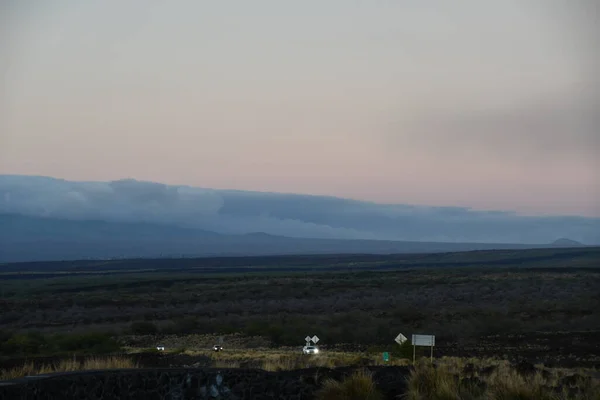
[1,0,599,217]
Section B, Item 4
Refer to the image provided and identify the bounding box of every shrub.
[405,362,461,400]
[395,340,416,360]
[162,317,200,334]
[0,330,12,343]
[0,332,48,355]
[367,340,420,363]
[404,360,600,400]
[52,332,120,354]
[487,369,559,400]
[243,321,298,346]
[129,321,158,335]
[0,330,122,356]
[316,369,383,400]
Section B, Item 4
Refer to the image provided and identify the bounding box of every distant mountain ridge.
[0,212,221,240]
[0,213,568,263]
[1,174,598,260]
[550,238,586,247]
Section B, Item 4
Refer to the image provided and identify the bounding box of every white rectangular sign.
[412,334,435,347]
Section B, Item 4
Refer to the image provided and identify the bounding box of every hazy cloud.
[385,87,600,164]
[0,175,223,224]
[1,175,598,244]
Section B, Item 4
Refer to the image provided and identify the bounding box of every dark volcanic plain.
[1,247,599,369]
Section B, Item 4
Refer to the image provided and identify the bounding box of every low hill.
[0,213,552,263]
[550,238,586,247]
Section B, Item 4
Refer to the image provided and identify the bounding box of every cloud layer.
[1,175,598,245]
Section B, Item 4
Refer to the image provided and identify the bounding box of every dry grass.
[316,369,383,400]
[3,350,599,399]
[404,359,600,400]
[434,356,509,373]
[405,361,464,400]
[486,369,558,400]
[0,356,138,380]
[184,348,410,371]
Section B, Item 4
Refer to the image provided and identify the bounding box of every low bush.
[316,369,383,400]
[161,317,201,334]
[405,362,463,400]
[129,321,158,335]
[367,340,415,361]
[404,360,600,400]
[0,331,120,356]
[52,332,120,354]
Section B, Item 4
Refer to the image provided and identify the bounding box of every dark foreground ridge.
[0,366,409,400]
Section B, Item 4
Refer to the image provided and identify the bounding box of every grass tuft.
[405,361,462,400]
[404,359,600,400]
[316,369,383,400]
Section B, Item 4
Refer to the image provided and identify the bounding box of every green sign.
[383,352,390,362]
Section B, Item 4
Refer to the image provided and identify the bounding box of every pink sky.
[1,0,598,217]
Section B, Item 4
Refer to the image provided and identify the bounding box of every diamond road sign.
[395,333,407,345]
[305,336,312,343]
[312,336,319,344]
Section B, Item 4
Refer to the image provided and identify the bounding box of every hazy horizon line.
[2,172,597,220]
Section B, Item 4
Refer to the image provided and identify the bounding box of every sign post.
[394,333,407,363]
[411,334,435,364]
